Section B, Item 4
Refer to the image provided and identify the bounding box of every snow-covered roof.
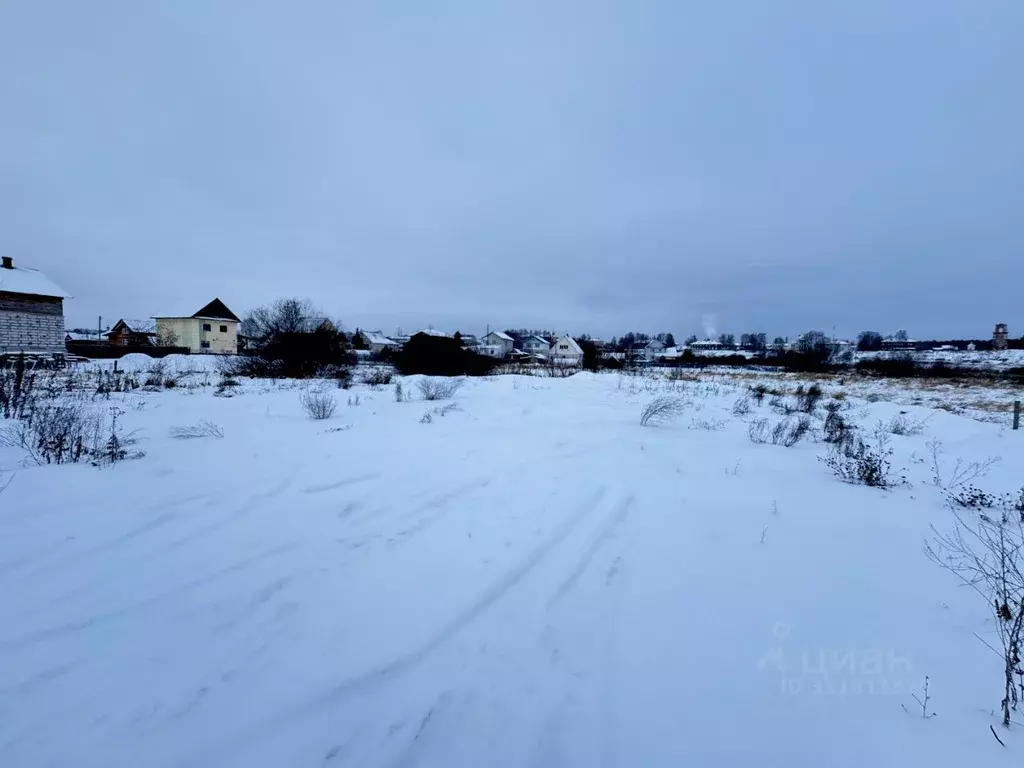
[552,335,583,355]
[0,264,70,299]
[105,318,156,336]
[359,329,401,346]
[412,328,451,338]
[524,335,550,346]
[487,331,513,342]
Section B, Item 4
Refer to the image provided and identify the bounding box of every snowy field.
[2,363,1024,767]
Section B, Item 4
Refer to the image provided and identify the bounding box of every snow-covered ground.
[854,349,1024,372]
[2,367,1023,767]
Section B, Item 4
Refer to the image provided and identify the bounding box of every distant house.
[881,337,916,351]
[0,256,70,356]
[550,335,583,366]
[481,331,514,358]
[522,335,551,357]
[104,319,157,347]
[154,298,239,354]
[643,339,665,361]
[688,339,723,352]
[408,328,451,341]
[357,329,402,355]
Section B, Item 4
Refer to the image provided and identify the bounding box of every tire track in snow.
[549,494,634,606]
[7,510,182,583]
[0,544,294,650]
[177,487,610,766]
[302,473,381,495]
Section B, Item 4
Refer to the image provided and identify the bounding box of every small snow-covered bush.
[0,402,99,465]
[823,401,854,447]
[747,418,770,444]
[361,367,393,388]
[418,377,463,401]
[770,415,811,447]
[640,396,687,427]
[819,437,899,488]
[394,380,404,402]
[732,396,752,416]
[689,417,726,431]
[299,390,337,420]
[795,383,824,414]
[879,413,926,437]
[169,420,224,440]
[748,384,768,405]
[432,402,459,418]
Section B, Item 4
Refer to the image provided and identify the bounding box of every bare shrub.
[820,437,898,488]
[169,420,225,439]
[0,402,100,465]
[432,402,459,417]
[0,356,37,419]
[417,377,464,401]
[420,412,433,424]
[748,384,768,405]
[770,415,811,447]
[640,396,687,427]
[926,509,1024,726]
[394,380,404,402]
[748,417,770,444]
[299,390,337,420]
[928,440,1000,490]
[93,407,144,466]
[823,401,854,448]
[732,396,752,416]
[795,383,824,413]
[689,417,726,431]
[361,367,393,388]
[880,413,927,437]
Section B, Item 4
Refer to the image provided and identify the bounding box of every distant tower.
[993,323,1009,351]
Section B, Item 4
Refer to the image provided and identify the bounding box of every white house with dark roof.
[0,256,70,356]
[154,298,240,354]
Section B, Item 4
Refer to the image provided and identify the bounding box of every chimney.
[1,257,13,270]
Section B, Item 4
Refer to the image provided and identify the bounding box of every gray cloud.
[2,0,1021,340]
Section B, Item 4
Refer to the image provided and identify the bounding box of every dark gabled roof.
[192,298,239,322]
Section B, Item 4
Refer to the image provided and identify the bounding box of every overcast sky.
[1,1,1020,340]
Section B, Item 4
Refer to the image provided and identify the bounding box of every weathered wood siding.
[0,292,66,354]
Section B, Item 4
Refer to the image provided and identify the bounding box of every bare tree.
[156,327,179,347]
[640,396,687,426]
[926,508,1024,727]
[242,298,321,344]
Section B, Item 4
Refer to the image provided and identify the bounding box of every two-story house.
[154,298,239,354]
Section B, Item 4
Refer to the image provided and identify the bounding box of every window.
[200,340,211,349]
[559,344,568,350]
[202,323,211,332]
[220,325,227,333]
